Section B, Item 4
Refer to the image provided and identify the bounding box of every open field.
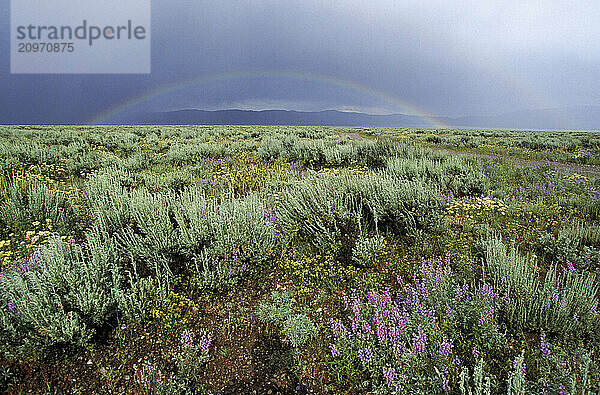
[0,125,599,394]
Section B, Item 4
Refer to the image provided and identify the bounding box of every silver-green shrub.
[386,154,488,197]
[351,172,444,237]
[559,221,600,248]
[0,233,118,357]
[278,173,443,252]
[277,174,363,250]
[352,235,384,267]
[459,359,493,395]
[484,236,600,339]
[507,351,527,395]
[181,192,278,291]
[538,230,600,271]
[256,290,294,324]
[98,186,279,293]
[85,167,137,235]
[0,183,79,235]
[281,314,317,348]
[258,135,403,167]
[257,290,316,348]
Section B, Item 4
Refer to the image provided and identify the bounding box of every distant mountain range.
[119,106,600,130]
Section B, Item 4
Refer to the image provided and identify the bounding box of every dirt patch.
[196,271,307,394]
[339,132,366,141]
[219,332,307,394]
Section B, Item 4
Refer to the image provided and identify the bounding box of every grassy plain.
[0,125,599,394]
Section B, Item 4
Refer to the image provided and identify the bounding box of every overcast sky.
[1,0,599,123]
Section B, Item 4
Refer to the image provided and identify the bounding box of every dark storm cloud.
[1,0,599,123]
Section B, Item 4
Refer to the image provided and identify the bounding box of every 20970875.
[18,42,74,53]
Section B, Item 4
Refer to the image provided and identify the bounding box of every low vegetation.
[0,125,598,393]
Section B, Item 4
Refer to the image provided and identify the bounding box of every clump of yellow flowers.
[0,218,55,268]
[445,196,507,218]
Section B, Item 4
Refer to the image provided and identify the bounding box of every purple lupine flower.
[383,366,397,387]
[199,333,212,351]
[440,337,453,356]
[29,250,41,265]
[411,328,427,355]
[329,343,339,357]
[350,298,362,320]
[513,357,526,377]
[375,323,387,343]
[330,319,348,337]
[419,281,429,299]
[367,291,378,307]
[351,317,360,334]
[452,356,461,366]
[381,307,391,321]
[180,330,193,348]
[573,313,579,322]
[388,323,403,347]
[392,342,404,355]
[435,264,445,285]
[421,260,434,278]
[480,305,495,325]
[358,347,373,363]
[540,335,550,356]
[585,250,591,265]
[472,346,480,360]
[442,376,450,392]
[558,385,569,395]
[445,304,453,318]
[382,289,392,309]
[361,322,374,337]
[140,360,154,390]
[481,283,497,299]
[425,309,437,324]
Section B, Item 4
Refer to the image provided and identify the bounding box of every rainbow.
[89,70,449,128]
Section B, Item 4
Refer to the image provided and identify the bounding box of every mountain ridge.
[118,106,600,130]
